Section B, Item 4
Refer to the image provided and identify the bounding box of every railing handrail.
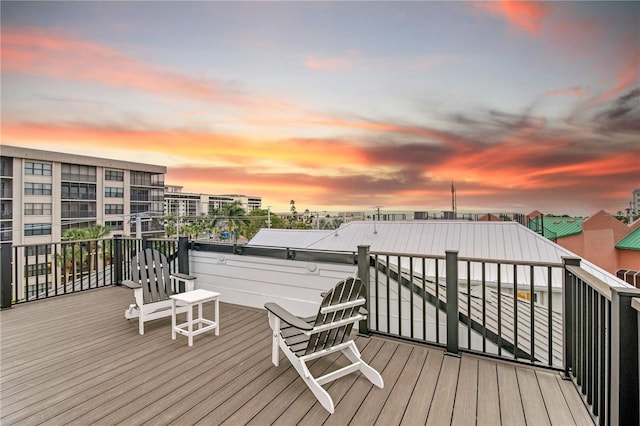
[369,249,564,268]
[566,263,613,300]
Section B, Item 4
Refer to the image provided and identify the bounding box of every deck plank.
[516,367,551,426]
[537,370,576,425]
[350,343,414,425]
[497,363,526,425]
[451,355,478,425]
[0,286,594,426]
[320,339,398,426]
[476,358,501,426]
[400,348,444,425]
[376,345,430,425]
[426,354,461,426]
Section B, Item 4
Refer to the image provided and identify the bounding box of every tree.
[222,201,248,242]
[242,209,287,240]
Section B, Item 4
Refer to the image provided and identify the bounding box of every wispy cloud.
[1,26,245,105]
[473,1,550,35]
[305,50,359,71]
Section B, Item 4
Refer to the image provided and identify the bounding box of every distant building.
[525,213,585,242]
[615,226,640,288]
[527,210,640,283]
[164,185,261,217]
[1,145,166,245]
[633,188,640,216]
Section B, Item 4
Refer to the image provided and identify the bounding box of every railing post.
[446,250,459,356]
[610,287,640,426]
[113,235,123,285]
[178,236,189,275]
[1,241,13,309]
[357,245,370,336]
[562,257,580,379]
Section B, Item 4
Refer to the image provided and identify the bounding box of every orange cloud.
[304,50,359,71]
[1,26,245,105]
[474,1,550,35]
[0,122,368,169]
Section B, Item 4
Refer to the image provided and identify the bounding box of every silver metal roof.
[248,221,629,288]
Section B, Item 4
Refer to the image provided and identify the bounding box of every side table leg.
[187,304,193,346]
[171,300,177,340]
[198,302,203,330]
[215,297,220,335]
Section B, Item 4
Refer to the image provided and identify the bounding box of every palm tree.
[58,228,88,284]
[85,224,110,271]
[222,201,248,242]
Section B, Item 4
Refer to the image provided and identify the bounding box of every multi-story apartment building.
[0,145,167,245]
[164,185,261,217]
[633,188,640,216]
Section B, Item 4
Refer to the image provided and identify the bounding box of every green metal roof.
[616,227,640,251]
[526,216,584,239]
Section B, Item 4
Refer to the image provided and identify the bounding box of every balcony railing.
[1,238,638,425]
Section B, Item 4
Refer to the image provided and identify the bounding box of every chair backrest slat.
[305,277,364,355]
[132,249,173,304]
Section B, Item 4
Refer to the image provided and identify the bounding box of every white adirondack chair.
[123,248,196,335]
[265,277,384,413]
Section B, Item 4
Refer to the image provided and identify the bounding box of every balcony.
[1,235,639,425]
[1,286,592,425]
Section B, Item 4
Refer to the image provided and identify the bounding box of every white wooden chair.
[123,248,196,335]
[265,277,384,413]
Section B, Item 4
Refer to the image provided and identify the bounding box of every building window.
[105,204,124,215]
[61,220,95,233]
[131,188,149,201]
[105,187,124,198]
[0,156,13,177]
[105,170,124,181]
[61,182,96,200]
[24,223,52,236]
[61,163,97,182]
[25,162,52,176]
[25,263,52,278]
[61,201,96,218]
[26,245,52,256]
[25,203,52,215]
[105,220,123,230]
[25,183,52,196]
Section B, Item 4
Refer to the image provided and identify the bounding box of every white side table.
[170,289,220,346]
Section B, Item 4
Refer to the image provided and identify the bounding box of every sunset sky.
[2,1,639,215]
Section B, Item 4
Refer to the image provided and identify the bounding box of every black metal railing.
[362,247,564,368]
[564,263,640,426]
[0,236,186,306]
[356,246,639,426]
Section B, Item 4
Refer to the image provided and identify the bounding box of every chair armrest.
[171,272,197,281]
[171,273,196,291]
[264,302,313,331]
[122,280,141,289]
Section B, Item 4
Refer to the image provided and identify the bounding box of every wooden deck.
[1,286,593,425]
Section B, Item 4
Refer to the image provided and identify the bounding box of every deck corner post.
[113,235,123,285]
[610,287,640,426]
[357,245,370,336]
[562,256,581,380]
[445,250,459,356]
[1,241,13,309]
[178,236,190,275]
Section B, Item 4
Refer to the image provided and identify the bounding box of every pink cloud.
[548,86,592,97]
[473,1,550,35]
[304,50,359,71]
[0,26,243,105]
